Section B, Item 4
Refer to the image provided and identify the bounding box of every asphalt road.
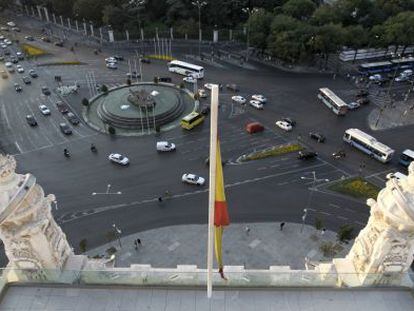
[0,14,413,266]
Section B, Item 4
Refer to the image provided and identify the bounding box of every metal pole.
[154,38,156,55]
[198,6,201,58]
[134,58,139,83]
[157,38,161,58]
[75,20,79,31]
[207,84,219,298]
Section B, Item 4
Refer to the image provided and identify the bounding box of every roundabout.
[84,82,195,136]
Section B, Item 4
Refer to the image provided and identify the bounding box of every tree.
[100,84,108,93]
[282,0,317,20]
[81,98,89,106]
[343,25,369,62]
[79,239,87,252]
[383,11,414,55]
[247,8,273,51]
[108,126,116,135]
[73,0,111,25]
[310,4,340,26]
[337,224,354,243]
[313,23,345,69]
[102,5,130,31]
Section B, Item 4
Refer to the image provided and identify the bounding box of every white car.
[105,57,117,63]
[347,101,360,110]
[198,89,207,98]
[183,76,196,83]
[182,173,205,186]
[108,153,129,165]
[6,22,16,27]
[106,62,117,69]
[395,75,409,82]
[16,65,24,73]
[386,172,407,180]
[39,105,51,115]
[204,83,213,90]
[1,44,6,49]
[231,95,246,104]
[275,120,292,131]
[156,141,176,152]
[4,39,12,46]
[251,94,267,103]
[401,69,413,77]
[369,74,382,81]
[249,100,263,109]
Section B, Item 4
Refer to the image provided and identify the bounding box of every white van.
[5,61,12,68]
[386,172,407,180]
[156,141,176,152]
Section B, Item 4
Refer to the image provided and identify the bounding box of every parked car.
[114,55,124,61]
[40,36,51,42]
[24,36,34,41]
[16,64,24,73]
[395,75,409,82]
[156,76,172,83]
[275,120,292,131]
[22,76,31,84]
[59,123,72,135]
[249,100,263,109]
[41,86,51,95]
[183,76,196,83]
[309,132,326,143]
[105,57,117,63]
[16,51,24,60]
[282,117,296,127]
[156,141,176,152]
[251,94,267,103]
[39,104,51,115]
[66,112,80,125]
[6,22,16,27]
[56,101,69,113]
[126,71,140,79]
[297,151,318,160]
[226,83,239,92]
[232,95,246,104]
[182,173,205,186]
[369,74,382,82]
[246,122,264,134]
[11,27,20,32]
[14,83,22,92]
[108,153,129,165]
[347,101,360,110]
[26,115,37,126]
[10,56,18,63]
[29,69,38,78]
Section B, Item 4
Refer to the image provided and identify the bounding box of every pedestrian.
[321,228,326,236]
[158,196,163,202]
[280,222,285,231]
[134,240,138,250]
[137,238,141,246]
[245,226,250,235]
[333,73,336,80]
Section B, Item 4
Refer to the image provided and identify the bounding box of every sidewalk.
[86,222,352,270]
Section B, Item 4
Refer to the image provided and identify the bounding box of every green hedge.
[328,177,380,200]
[242,143,303,162]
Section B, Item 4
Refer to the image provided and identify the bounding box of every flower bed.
[239,143,303,162]
[328,177,380,200]
[20,43,47,57]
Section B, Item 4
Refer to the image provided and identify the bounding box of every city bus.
[317,88,348,116]
[399,149,414,167]
[180,111,205,130]
[343,128,394,163]
[167,60,204,79]
[358,61,393,75]
[390,57,414,70]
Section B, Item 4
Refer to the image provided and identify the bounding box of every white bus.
[343,128,394,163]
[167,60,204,79]
[317,88,348,116]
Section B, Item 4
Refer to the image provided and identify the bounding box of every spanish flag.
[214,139,230,279]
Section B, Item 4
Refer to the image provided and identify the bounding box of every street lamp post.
[300,171,329,233]
[112,224,122,248]
[242,7,258,62]
[192,1,207,59]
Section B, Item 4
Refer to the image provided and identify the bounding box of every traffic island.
[237,143,303,162]
[20,43,47,57]
[327,177,380,200]
[84,82,195,136]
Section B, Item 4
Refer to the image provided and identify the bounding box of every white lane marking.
[1,103,10,129]
[329,203,341,209]
[319,211,331,216]
[14,141,22,153]
[337,216,348,220]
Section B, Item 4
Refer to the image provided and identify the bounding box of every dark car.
[4,50,10,56]
[56,101,69,114]
[357,97,370,105]
[14,83,22,92]
[22,76,31,84]
[157,76,172,83]
[66,112,79,125]
[26,115,37,126]
[282,117,296,127]
[29,69,38,78]
[309,132,326,143]
[126,71,141,79]
[226,83,239,92]
[54,41,64,47]
[59,123,72,135]
[297,151,318,160]
[10,56,18,64]
[41,86,51,95]
[24,36,34,41]
[114,55,124,61]
[332,150,346,159]
[201,106,210,116]
[356,89,369,98]
[140,58,151,64]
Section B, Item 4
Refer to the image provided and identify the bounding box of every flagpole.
[207,84,219,298]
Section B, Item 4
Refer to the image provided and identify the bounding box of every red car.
[246,122,264,134]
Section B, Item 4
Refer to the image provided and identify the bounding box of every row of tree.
[14,0,414,64]
[248,0,414,64]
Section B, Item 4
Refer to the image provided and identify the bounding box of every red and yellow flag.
[214,139,230,279]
